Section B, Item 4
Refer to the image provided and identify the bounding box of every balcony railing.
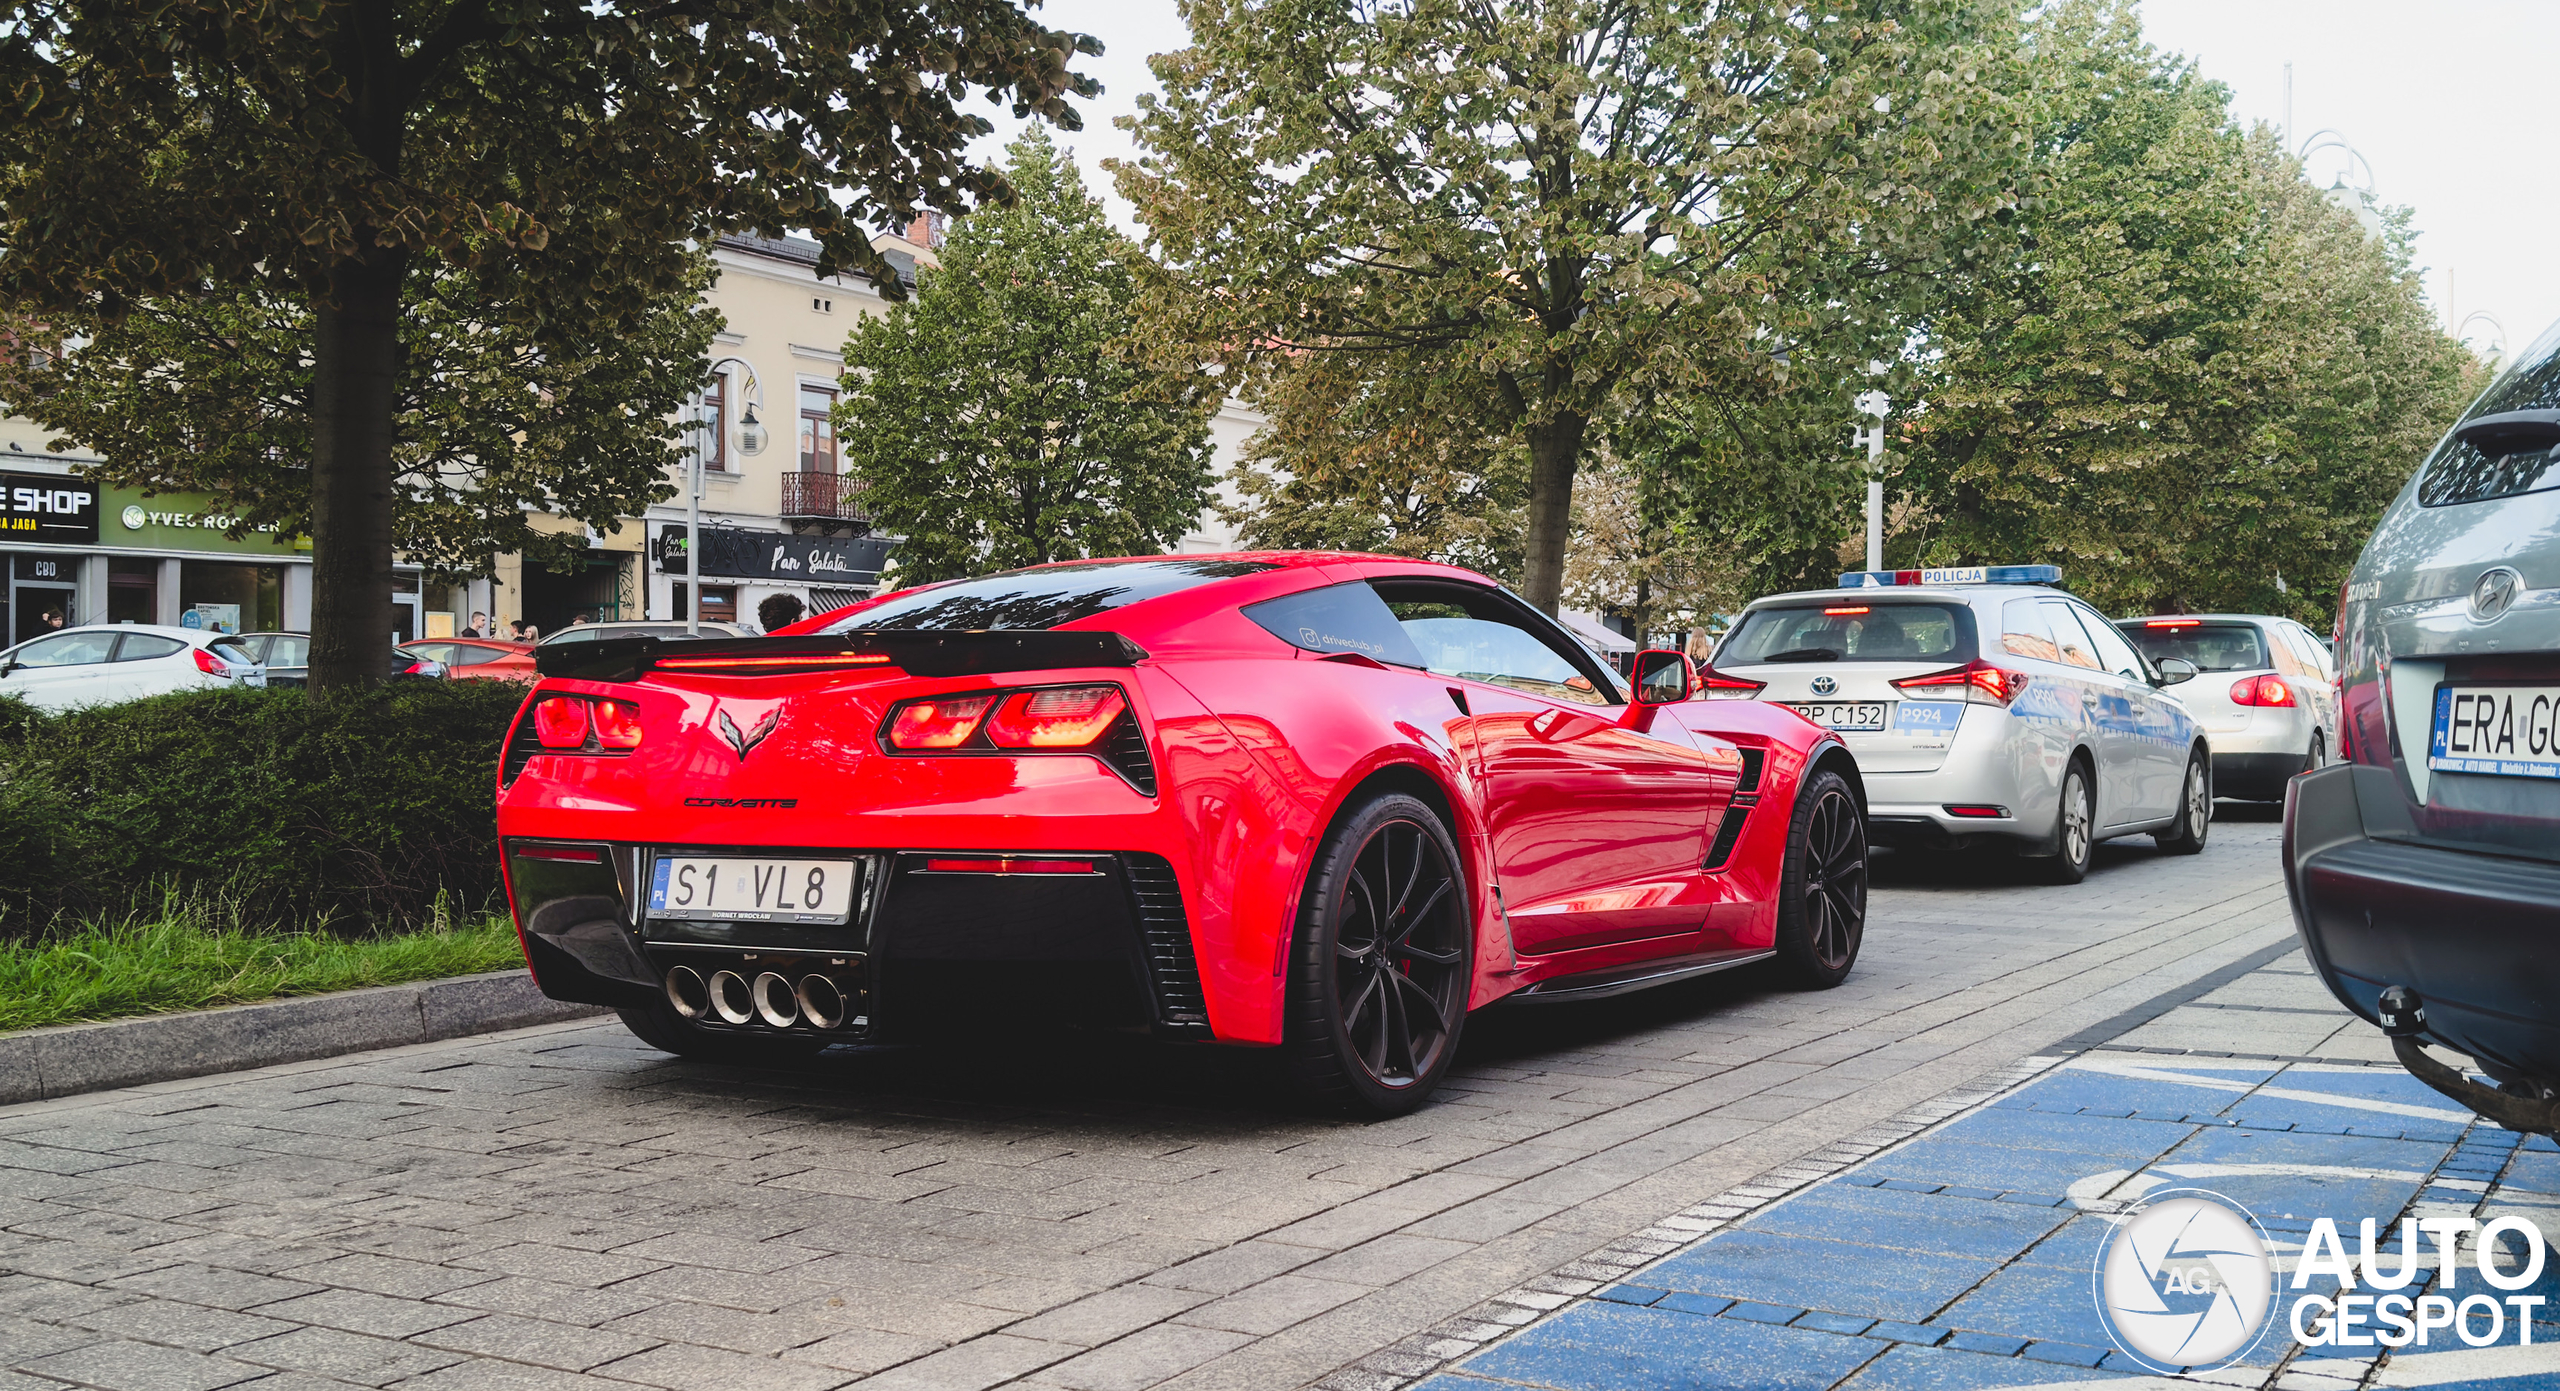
[779,471,869,524]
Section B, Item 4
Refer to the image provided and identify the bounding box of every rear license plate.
[2429,684,2560,779]
[648,856,857,924]
[1786,701,1888,731]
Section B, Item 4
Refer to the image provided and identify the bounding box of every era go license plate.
[2429,684,2560,779]
[648,856,857,924]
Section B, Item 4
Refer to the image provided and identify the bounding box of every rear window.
[1718,602,1974,665]
[823,559,1274,633]
[207,637,255,664]
[2417,317,2560,506]
[2119,620,2267,672]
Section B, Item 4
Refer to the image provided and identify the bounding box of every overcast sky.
[974,0,2555,362]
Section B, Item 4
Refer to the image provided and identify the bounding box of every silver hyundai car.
[1705,566,2212,882]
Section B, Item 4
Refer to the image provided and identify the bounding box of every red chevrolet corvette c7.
[497,552,1867,1114]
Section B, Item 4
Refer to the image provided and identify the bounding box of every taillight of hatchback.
[1892,659,2030,705]
[191,647,228,676]
[2230,675,2295,707]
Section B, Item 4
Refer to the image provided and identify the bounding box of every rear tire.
[1773,768,1867,989]
[616,997,831,1067]
[2152,748,2210,855]
[2033,763,2095,885]
[2309,728,2326,771]
[1282,792,1472,1118]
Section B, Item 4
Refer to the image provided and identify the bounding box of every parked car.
[500,553,1866,1115]
[234,632,449,686]
[0,624,263,711]
[398,638,536,683]
[2287,315,2560,1138]
[538,621,746,647]
[1706,565,2210,883]
[2117,613,2339,800]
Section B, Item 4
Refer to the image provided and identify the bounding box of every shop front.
[652,523,896,630]
[0,464,313,645]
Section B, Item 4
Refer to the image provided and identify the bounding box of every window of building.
[108,557,158,625]
[800,385,836,472]
[702,375,729,474]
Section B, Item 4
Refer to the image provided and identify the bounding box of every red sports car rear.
[497,553,1864,1114]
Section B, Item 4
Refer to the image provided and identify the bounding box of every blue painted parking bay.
[1425,1055,2560,1391]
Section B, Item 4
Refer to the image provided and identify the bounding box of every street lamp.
[2296,130,2383,238]
[2457,311,2509,369]
[689,357,765,636]
[1852,374,1891,573]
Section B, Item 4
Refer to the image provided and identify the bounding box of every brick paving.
[0,815,2310,1390]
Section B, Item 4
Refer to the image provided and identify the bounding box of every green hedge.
[0,680,528,935]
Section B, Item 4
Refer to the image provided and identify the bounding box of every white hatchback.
[2115,614,2339,801]
[0,624,265,711]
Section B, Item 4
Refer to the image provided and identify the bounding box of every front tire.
[616,996,831,1067]
[2153,748,2210,854]
[1773,768,1867,989]
[1282,793,1473,1117]
[2034,763,2095,884]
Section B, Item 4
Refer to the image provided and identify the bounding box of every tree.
[0,0,1099,689]
[837,128,1218,584]
[0,247,720,583]
[1893,0,2476,621]
[1117,0,2030,612]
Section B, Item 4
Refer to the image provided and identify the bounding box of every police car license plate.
[648,856,856,924]
[1787,701,1888,731]
[2429,685,2560,779]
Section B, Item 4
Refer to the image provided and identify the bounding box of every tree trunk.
[1520,413,1587,614]
[307,248,407,693]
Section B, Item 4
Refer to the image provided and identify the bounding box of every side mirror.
[1633,649,1693,704]
[2154,656,2198,686]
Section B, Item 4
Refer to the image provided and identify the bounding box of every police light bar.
[1836,564,2063,588]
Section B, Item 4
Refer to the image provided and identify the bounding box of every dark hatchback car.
[2288,317,2560,1137]
[232,632,445,686]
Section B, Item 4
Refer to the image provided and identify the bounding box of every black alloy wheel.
[1284,792,1472,1116]
[2154,747,2210,855]
[1774,768,1867,989]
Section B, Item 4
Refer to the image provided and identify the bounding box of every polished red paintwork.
[495,552,1850,1044]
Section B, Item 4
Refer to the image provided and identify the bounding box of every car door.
[2069,602,2182,822]
[2036,599,2150,828]
[0,629,123,710]
[108,632,192,700]
[1375,579,1725,955]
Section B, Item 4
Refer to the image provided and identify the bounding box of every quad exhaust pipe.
[664,963,853,1031]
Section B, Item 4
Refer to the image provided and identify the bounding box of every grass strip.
[0,898,523,1033]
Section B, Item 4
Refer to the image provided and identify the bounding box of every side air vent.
[1123,854,1209,1035]
[1703,747,1768,872]
[501,708,543,786]
[1103,715,1159,797]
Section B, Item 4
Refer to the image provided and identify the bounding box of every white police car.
[1703,566,2212,882]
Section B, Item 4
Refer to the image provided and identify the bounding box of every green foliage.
[0,682,525,934]
[0,0,1101,686]
[0,250,723,582]
[0,899,522,1033]
[839,129,1219,583]
[1119,0,2033,609]
[1892,0,2478,620]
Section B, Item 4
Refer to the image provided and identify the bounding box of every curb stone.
[0,970,604,1104]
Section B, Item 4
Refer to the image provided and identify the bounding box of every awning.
[1557,608,1635,654]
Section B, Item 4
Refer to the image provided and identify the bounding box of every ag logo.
[2093,1189,2275,1372]
[1810,675,1837,696]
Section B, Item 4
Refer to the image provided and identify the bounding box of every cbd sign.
[2,471,101,544]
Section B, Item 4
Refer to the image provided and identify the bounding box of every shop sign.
[3,471,100,544]
[103,487,310,555]
[12,555,73,582]
[656,524,896,585]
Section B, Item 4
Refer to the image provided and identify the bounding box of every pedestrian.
[462,610,489,638]
[757,593,805,634]
[41,608,63,632]
[511,619,540,642]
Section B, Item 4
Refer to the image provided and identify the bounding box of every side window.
[113,634,186,662]
[10,631,118,667]
[2036,599,2104,671]
[271,637,310,667]
[2265,626,2309,679]
[2000,598,2061,663]
[405,642,456,663]
[1242,583,1426,666]
[1374,581,1621,706]
[2075,608,2151,683]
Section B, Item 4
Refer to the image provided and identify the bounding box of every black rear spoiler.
[534,630,1149,683]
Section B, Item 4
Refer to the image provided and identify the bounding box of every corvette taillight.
[985,686,1126,748]
[887,695,998,749]
[592,699,644,749]
[534,697,591,748]
[2231,675,2294,707]
[1697,667,1767,699]
[1892,659,2029,705]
